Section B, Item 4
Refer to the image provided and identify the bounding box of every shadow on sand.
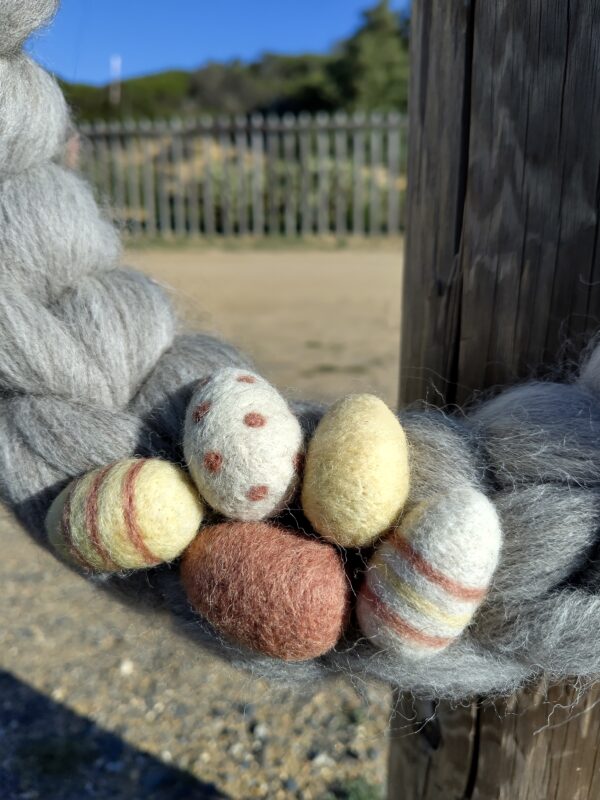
[0,670,227,800]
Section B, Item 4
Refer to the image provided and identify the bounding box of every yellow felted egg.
[301,394,410,548]
[46,458,204,572]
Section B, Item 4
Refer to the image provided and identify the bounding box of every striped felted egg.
[46,458,204,572]
[356,487,502,659]
[183,368,303,521]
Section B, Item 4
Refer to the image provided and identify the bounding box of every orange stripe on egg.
[121,459,161,566]
[61,479,95,571]
[361,584,455,650]
[390,536,488,602]
[85,465,120,570]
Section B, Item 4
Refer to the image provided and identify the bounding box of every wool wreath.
[7,1,600,699]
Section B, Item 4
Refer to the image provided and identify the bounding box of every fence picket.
[369,113,382,236]
[218,117,233,237]
[283,114,297,237]
[108,122,126,230]
[139,120,156,238]
[235,116,248,236]
[298,113,312,236]
[352,113,365,236]
[266,115,279,235]
[80,112,407,239]
[251,114,265,236]
[387,112,401,236]
[316,112,330,236]
[185,119,200,237]
[334,112,348,238]
[154,120,171,237]
[91,121,111,203]
[170,119,186,236]
[201,117,215,237]
[123,120,141,238]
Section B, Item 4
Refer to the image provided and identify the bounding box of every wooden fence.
[79,112,408,239]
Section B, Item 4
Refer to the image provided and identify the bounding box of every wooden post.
[392,1,600,798]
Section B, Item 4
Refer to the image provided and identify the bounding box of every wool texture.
[0,0,58,55]
[302,394,410,547]
[46,459,204,572]
[356,488,502,659]
[0,54,68,175]
[180,522,350,661]
[184,368,303,520]
[8,3,600,701]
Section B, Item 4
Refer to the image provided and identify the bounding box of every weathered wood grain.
[399,0,474,405]
[395,1,600,798]
[402,0,600,406]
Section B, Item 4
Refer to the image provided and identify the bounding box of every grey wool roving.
[5,1,600,701]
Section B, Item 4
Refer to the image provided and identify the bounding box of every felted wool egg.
[183,368,303,521]
[356,487,502,659]
[301,394,410,548]
[46,458,204,572]
[180,521,351,661]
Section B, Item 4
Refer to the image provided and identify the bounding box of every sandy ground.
[0,245,403,800]
[126,245,403,407]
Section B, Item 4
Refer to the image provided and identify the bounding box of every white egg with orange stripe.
[357,487,502,659]
[46,458,204,572]
[183,368,304,521]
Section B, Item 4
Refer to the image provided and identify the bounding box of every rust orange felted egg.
[180,521,351,661]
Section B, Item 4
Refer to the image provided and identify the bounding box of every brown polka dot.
[244,412,267,428]
[192,401,212,423]
[293,452,305,473]
[237,374,256,384]
[203,452,223,473]
[246,485,269,502]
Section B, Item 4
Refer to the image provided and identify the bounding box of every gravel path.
[0,246,403,799]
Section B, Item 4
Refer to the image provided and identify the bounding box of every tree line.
[62,1,410,122]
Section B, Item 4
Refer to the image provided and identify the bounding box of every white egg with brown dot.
[301,394,410,548]
[183,368,304,520]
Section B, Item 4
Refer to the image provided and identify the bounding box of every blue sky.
[27,0,411,86]
[29,0,410,84]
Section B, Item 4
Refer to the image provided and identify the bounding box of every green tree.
[331,0,409,111]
